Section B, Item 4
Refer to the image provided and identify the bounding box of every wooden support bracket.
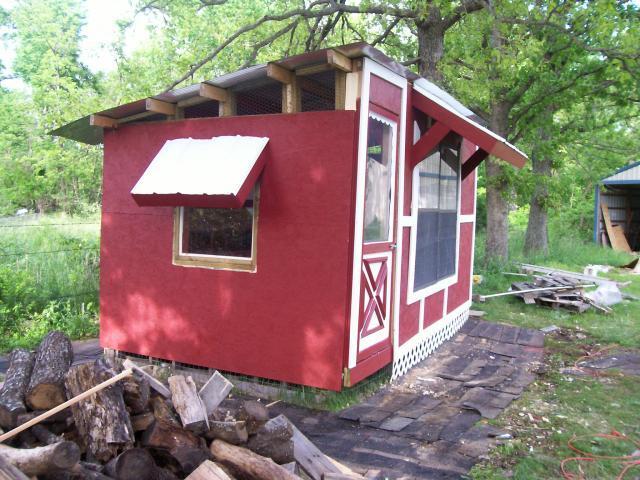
[267,63,295,84]
[412,121,451,168]
[145,98,176,116]
[461,148,489,179]
[89,114,118,129]
[199,83,229,102]
[327,50,352,72]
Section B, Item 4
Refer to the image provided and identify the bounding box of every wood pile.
[0,332,374,480]
[510,275,611,314]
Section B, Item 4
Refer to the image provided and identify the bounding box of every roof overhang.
[412,85,527,170]
[131,136,268,209]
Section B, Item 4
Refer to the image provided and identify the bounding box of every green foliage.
[0,214,100,352]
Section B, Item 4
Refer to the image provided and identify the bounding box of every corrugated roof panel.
[602,162,640,183]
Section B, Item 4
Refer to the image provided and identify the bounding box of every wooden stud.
[199,83,229,103]
[344,71,361,111]
[334,70,347,111]
[461,148,488,179]
[295,63,333,76]
[89,114,118,129]
[145,98,177,116]
[218,92,236,117]
[327,50,352,73]
[267,63,294,85]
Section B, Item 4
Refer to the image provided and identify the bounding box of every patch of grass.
[0,213,100,351]
[471,225,640,479]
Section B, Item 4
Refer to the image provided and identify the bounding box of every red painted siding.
[447,222,474,313]
[369,74,402,115]
[398,230,419,345]
[100,111,358,391]
[424,290,444,328]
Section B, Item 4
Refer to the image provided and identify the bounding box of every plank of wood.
[122,359,171,398]
[186,460,232,480]
[276,416,342,480]
[168,375,207,433]
[199,83,229,102]
[266,63,294,84]
[518,264,619,286]
[145,98,176,116]
[474,284,594,302]
[611,225,632,252]
[327,50,352,72]
[89,114,118,128]
[199,371,233,417]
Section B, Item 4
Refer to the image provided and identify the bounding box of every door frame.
[346,58,408,375]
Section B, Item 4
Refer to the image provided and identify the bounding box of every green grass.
[0,213,100,351]
[469,226,640,479]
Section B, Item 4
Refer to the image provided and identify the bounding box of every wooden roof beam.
[327,50,352,72]
[89,114,118,129]
[199,83,229,102]
[266,63,295,84]
[145,98,176,116]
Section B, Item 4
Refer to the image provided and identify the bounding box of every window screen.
[181,190,255,258]
[414,144,459,291]
[364,115,395,242]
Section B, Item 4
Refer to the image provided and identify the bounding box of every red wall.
[100,111,358,391]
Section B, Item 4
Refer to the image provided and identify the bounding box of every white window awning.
[131,136,269,208]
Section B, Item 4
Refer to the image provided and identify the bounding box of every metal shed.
[594,161,640,251]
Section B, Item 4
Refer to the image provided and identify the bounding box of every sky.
[0,0,155,89]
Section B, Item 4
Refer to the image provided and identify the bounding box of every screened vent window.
[175,188,258,270]
[413,145,459,291]
[363,115,395,242]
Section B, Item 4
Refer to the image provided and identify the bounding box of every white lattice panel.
[392,306,469,378]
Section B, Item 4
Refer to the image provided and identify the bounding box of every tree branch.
[165,1,416,90]
[372,17,400,46]
[239,20,299,69]
[442,0,487,31]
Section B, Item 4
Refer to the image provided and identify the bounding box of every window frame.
[172,186,260,272]
[363,111,398,245]
[407,146,461,303]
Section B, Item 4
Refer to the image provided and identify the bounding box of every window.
[173,187,259,271]
[413,144,460,291]
[363,114,395,242]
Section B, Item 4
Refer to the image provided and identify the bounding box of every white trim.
[460,214,475,223]
[406,144,462,304]
[348,58,407,369]
[399,215,415,227]
[392,301,470,378]
[358,251,392,352]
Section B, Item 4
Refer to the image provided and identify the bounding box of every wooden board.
[611,225,632,252]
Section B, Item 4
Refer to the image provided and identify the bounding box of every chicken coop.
[53,43,527,391]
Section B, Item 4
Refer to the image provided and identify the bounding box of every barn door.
[356,111,398,363]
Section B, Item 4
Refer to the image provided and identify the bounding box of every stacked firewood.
[0,332,370,480]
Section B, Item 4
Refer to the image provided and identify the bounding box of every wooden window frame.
[172,186,260,272]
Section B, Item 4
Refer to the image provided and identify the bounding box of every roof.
[51,43,488,145]
[601,161,640,185]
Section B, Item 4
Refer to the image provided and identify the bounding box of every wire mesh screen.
[183,100,219,119]
[300,69,336,112]
[235,81,283,116]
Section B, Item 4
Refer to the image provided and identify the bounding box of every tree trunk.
[64,359,134,463]
[0,349,35,428]
[484,87,514,263]
[524,111,554,255]
[416,15,446,83]
[26,332,73,410]
[209,440,299,480]
[0,441,80,476]
[247,414,294,464]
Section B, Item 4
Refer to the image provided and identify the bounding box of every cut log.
[104,448,158,480]
[130,412,155,432]
[210,440,298,480]
[64,359,134,462]
[185,460,233,480]
[204,420,248,445]
[150,396,180,427]
[122,373,150,415]
[26,331,73,410]
[198,372,232,417]
[170,446,212,475]
[247,414,294,464]
[141,420,202,451]
[16,408,71,426]
[0,349,35,428]
[0,441,80,476]
[122,360,170,398]
[167,376,207,433]
[236,400,269,435]
[0,455,29,480]
[31,424,62,445]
